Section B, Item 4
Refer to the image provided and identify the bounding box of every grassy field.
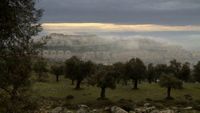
[32,76,200,105]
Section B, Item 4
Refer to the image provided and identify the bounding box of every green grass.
[32,76,200,104]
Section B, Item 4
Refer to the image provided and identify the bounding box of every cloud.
[36,0,200,25]
[42,23,200,33]
[41,23,200,50]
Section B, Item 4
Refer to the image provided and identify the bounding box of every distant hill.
[42,33,199,65]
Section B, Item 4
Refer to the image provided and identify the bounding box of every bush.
[66,95,75,100]
[116,99,135,111]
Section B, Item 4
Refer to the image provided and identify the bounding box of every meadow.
[33,76,200,105]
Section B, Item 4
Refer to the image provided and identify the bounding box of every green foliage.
[193,61,200,82]
[113,62,127,84]
[125,58,146,89]
[159,74,183,89]
[96,66,116,89]
[179,62,191,82]
[146,63,156,83]
[89,65,117,98]
[168,59,182,77]
[65,56,81,80]
[51,64,64,82]
[155,64,170,75]
[0,0,42,112]
[113,62,126,76]
[51,64,63,76]
[159,74,183,99]
[126,58,146,80]
[153,63,172,83]
[33,57,48,81]
[65,56,95,89]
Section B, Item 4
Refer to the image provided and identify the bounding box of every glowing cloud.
[42,23,200,32]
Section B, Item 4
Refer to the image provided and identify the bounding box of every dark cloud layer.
[36,0,200,25]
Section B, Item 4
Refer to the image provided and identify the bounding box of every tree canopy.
[89,65,117,99]
[65,56,95,89]
[0,0,42,112]
[125,58,146,89]
[51,64,64,82]
[193,61,200,82]
[159,74,183,99]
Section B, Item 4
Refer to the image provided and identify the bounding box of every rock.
[183,106,193,110]
[66,111,73,113]
[76,109,88,113]
[104,107,110,111]
[159,109,175,113]
[129,111,136,113]
[135,106,156,113]
[50,107,64,113]
[150,109,160,113]
[62,108,72,113]
[144,103,151,108]
[40,109,48,113]
[146,106,156,112]
[111,106,128,113]
[135,108,147,113]
[89,109,98,113]
[76,105,90,113]
[79,105,89,108]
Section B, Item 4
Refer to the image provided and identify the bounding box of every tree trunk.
[11,89,18,100]
[148,78,152,84]
[100,87,106,98]
[56,75,59,82]
[75,80,81,89]
[148,80,152,84]
[117,79,120,84]
[154,79,157,83]
[167,87,172,99]
[71,80,74,85]
[9,87,20,113]
[38,73,42,81]
[133,79,138,89]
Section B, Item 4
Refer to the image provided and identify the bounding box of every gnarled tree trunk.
[133,79,138,89]
[56,74,59,82]
[75,80,81,89]
[167,87,172,99]
[100,87,106,98]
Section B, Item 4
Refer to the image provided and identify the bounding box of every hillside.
[42,33,198,64]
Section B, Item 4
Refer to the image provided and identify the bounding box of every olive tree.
[89,65,116,99]
[0,0,42,112]
[168,59,182,78]
[159,74,183,99]
[146,63,156,84]
[154,64,170,82]
[113,62,127,85]
[51,64,64,82]
[33,57,48,81]
[179,62,191,82]
[65,56,95,89]
[193,61,200,82]
[125,58,146,89]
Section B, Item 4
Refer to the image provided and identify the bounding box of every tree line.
[33,56,200,100]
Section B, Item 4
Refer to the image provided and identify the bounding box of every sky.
[36,0,200,50]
